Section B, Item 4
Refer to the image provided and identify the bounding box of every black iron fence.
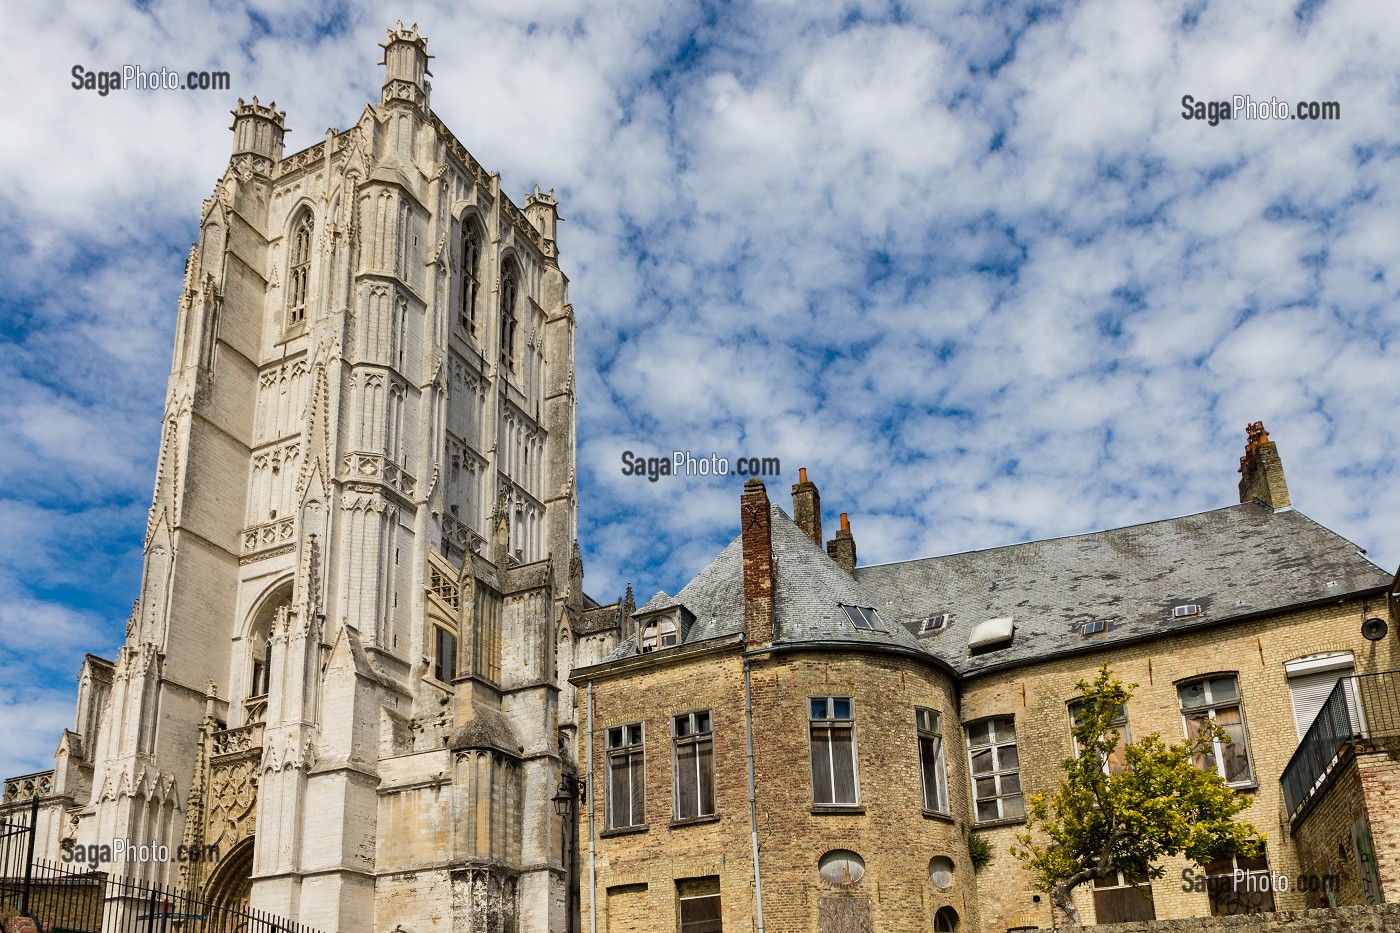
[1280,670,1400,818]
[0,798,325,933]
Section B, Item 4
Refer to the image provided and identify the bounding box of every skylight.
[918,613,950,634]
[1172,604,1200,619]
[840,604,884,631]
[1079,618,1110,637]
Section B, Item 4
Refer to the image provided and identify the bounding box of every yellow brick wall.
[961,594,1399,927]
[579,646,972,932]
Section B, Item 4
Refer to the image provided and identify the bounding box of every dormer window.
[968,616,1015,654]
[639,618,677,653]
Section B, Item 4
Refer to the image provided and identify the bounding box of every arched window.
[288,213,313,325]
[934,907,959,932]
[500,267,518,365]
[460,222,481,336]
[251,638,273,697]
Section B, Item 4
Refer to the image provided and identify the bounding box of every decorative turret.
[380,21,432,111]
[1238,421,1291,510]
[525,185,560,251]
[229,97,286,165]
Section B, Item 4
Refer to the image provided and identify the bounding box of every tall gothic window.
[460,223,481,336]
[288,213,312,326]
[500,268,518,366]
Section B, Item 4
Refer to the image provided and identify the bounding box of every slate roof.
[607,505,930,662]
[855,502,1392,677]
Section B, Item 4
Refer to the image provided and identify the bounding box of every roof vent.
[967,616,1014,652]
[1172,604,1200,619]
[840,604,885,632]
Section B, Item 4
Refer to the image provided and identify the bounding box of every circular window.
[928,855,954,890]
[818,849,865,885]
[934,906,959,932]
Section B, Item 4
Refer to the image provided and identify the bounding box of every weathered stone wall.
[580,644,970,933]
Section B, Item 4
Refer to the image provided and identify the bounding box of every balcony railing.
[1280,669,1400,818]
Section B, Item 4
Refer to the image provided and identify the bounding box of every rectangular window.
[1204,849,1275,915]
[1069,701,1131,774]
[1179,675,1252,785]
[809,697,859,805]
[606,723,646,829]
[673,711,716,820]
[677,877,722,933]
[967,717,1023,822]
[433,626,457,682]
[916,707,948,813]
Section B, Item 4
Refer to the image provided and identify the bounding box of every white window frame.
[915,707,948,813]
[967,717,1023,823]
[809,696,859,806]
[673,710,715,820]
[1178,675,1253,786]
[605,722,646,830]
[1069,700,1131,774]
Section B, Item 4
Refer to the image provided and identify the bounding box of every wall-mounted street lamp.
[553,777,579,817]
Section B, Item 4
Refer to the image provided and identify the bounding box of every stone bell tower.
[23,23,591,933]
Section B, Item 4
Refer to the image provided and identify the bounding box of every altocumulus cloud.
[1,0,1398,777]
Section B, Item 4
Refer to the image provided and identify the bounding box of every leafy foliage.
[967,831,994,871]
[1010,665,1262,924]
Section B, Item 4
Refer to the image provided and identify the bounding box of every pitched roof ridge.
[857,501,1271,572]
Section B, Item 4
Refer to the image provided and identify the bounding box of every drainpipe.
[744,657,765,933]
[587,679,597,933]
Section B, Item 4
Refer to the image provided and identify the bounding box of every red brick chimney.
[791,467,822,548]
[826,512,857,576]
[1238,421,1291,510]
[741,478,776,647]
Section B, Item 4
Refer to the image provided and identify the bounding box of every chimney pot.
[1237,421,1291,510]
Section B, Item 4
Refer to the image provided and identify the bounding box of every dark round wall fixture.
[1362,617,1388,641]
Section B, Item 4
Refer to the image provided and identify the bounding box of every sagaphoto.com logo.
[72,64,231,96]
[620,450,781,483]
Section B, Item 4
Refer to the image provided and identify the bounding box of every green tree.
[1011,665,1262,925]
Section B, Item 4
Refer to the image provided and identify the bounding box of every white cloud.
[3,0,1399,777]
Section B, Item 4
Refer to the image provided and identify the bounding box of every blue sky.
[1,0,1398,777]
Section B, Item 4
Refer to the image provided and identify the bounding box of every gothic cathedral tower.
[20,25,593,933]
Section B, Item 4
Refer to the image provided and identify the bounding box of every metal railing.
[1280,670,1400,817]
[3,858,330,933]
[0,797,326,933]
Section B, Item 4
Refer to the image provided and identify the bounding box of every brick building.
[571,426,1400,931]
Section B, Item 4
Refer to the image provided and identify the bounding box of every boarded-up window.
[678,876,722,933]
[1204,850,1276,915]
[1092,872,1155,922]
[818,898,872,933]
[606,883,648,933]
